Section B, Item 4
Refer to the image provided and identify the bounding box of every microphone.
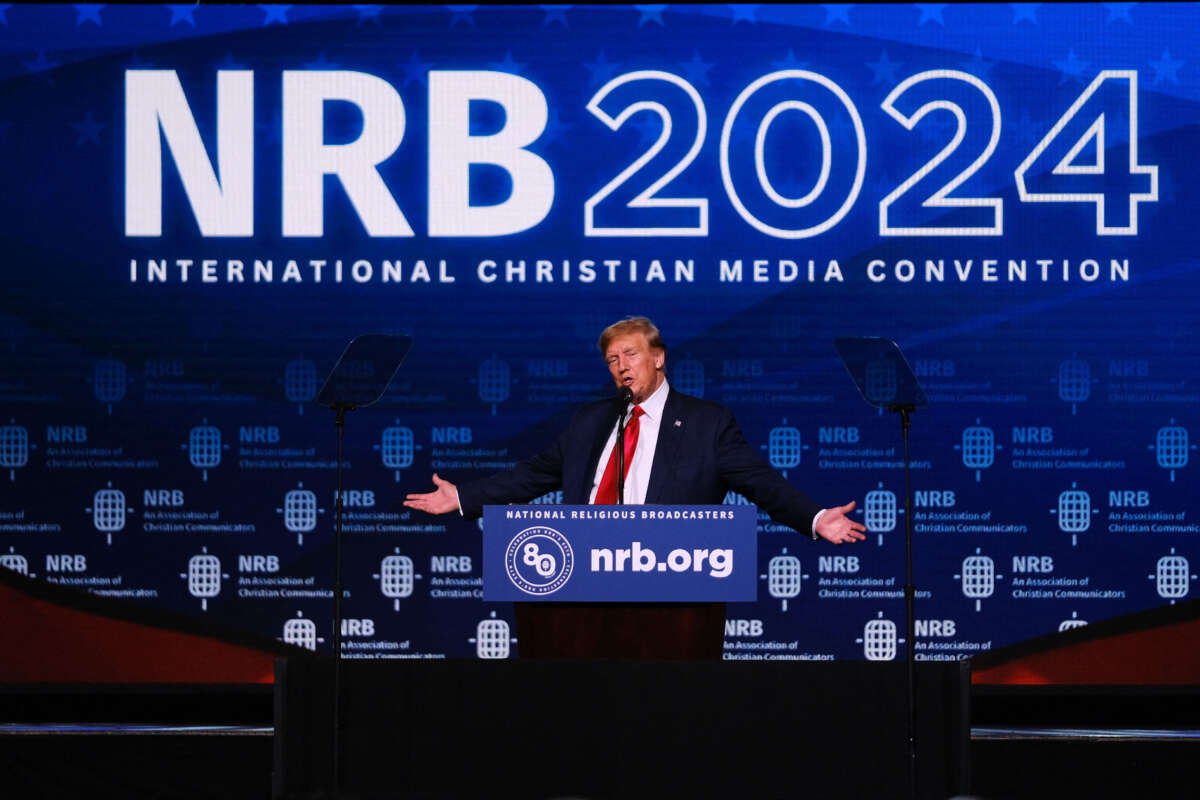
[615,385,633,426]
[614,385,634,505]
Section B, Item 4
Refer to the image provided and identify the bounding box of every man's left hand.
[814,501,867,545]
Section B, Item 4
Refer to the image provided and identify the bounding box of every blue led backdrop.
[1,3,1198,661]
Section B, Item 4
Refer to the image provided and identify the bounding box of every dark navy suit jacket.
[457,388,821,538]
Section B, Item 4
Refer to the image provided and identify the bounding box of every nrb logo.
[284,358,318,413]
[87,481,132,545]
[477,354,511,416]
[181,547,228,611]
[864,359,897,406]
[1,421,30,481]
[374,547,421,611]
[276,483,323,545]
[184,419,226,482]
[470,611,516,659]
[93,358,128,415]
[1151,420,1194,483]
[374,420,421,482]
[505,526,574,596]
[956,419,1000,482]
[763,419,804,476]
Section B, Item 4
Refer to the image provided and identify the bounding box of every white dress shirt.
[586,379,671,504]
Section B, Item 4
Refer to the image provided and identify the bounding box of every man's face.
[604,332,665,404]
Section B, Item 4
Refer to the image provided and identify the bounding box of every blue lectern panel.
[482,505,757,601]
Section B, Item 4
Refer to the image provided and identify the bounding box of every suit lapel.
[575,406,613,502]
[645,389,684,504]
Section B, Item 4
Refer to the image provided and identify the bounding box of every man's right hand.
[404,473,461,515]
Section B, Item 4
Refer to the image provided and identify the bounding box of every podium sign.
[482,505,757,602]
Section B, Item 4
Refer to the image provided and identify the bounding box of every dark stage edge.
[3,727,1197,799]
[4,727,1197,800]
[9,721,1200,742]
[7,721,1199,740]
[5,679,1199,799]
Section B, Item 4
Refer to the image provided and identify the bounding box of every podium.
[483,504,756,659]
[273,506,970,798]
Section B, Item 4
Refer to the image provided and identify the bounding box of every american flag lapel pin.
[674,419,682,427]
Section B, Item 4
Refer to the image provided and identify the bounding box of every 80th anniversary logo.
[505,526,575,596]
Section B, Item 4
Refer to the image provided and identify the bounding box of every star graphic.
[916,110,956,145]
[680,50,714,87]
[1052,49,1089,85]
[71,111,107,145]
[1103,3,1135,23]
[822,4,853,26]
[1150,49,1183,86]
[399,51,430,88]
[128,50,155,68]
[74,4,104,26]
[585,50,622,87]
[259,4,290,26]
[772,49,810,71]
[635,5,666,27]
[304,52,341,70]
[167,4,196,27]
[354,5,382,26]
[867,50,903,86]
[447,5,476,27]
[959,47,995,80]
[22,50,59,74]
[729,5,758,25]
[867,171,896,205]
[1010,3,1040,24]
[256,108,283,145]
[915,4,946,26]
[729,110,757,148]
[487,51,527,75]
[1008,108,1041,148]
[215,51,246,70]
[541,5,570,27]
[540,108,573,147]
[1105,108,1130,146]
[827,113,860,147]
[628,112,664,150]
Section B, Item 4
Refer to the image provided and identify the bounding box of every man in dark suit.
[405,316,866,546]
[405,317,864,657]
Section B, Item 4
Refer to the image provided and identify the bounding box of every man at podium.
[405,316,865,547]
[406,317,864,658]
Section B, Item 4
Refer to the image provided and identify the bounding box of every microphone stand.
[833,337,926,800]
[888,402,918,800]
[311,332,412,798]
[330,401,353,796]
[615,388,632,504]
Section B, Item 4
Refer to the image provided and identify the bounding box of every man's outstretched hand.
[404,473,460,515]
[814,500,867,545]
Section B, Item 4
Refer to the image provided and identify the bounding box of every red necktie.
[593,406,644,504]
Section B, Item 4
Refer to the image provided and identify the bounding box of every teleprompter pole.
[891,402,917,800]
[331,403,351,795]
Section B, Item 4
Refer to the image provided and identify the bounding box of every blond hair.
[597,317,666,355]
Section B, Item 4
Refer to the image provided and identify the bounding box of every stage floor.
[3,724,1198,799]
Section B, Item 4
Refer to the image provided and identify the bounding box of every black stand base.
[274,658,969,799]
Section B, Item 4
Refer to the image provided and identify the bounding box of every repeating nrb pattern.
[1,4,1199,660]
